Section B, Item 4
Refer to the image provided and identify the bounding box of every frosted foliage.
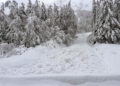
[54,26,65,44]
[6,16,23,45]
[0,0,77,47]
[92,0,120,44]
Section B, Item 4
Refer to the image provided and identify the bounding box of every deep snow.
[0,33,120,75]
[0,32,120,86]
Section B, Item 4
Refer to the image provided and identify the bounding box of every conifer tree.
[8,0,18,20]
[46,5,53,27]
[26,0,33,15]
[0,0,78,47]
[24,12,41,47]
[93,0,120,43]
[6,15,23,45]
[40,2,47,21]
[34,0,41,18]
[0,9,8,42]
[60,1,77,37]
[53,3,59,26]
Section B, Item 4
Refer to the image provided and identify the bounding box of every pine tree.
[8,0,18,20]
[53,3,59,26]
[114,0,120,22]
[18,3,27,29]
[24,11,41,47]
[0,9,8,43]
[40,2,47,21]
[0,0,78,47]
[34,0,41,18]
[93,0,120,44]
[26,0,33,15]
[60,1,77,37]
[6,15,23,45]
[46,5,53,27]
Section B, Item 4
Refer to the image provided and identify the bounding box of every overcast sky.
[0,0,92,10]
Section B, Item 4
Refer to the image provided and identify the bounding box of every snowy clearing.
[0,33,120,75]
[0,32,120,85]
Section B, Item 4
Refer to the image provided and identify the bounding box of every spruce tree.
[34,0,41,18]
[26,0,33,15]
[0,9,8,43]
[8,0,18,20]
[60,1,77,37]
[40,2,47,21]
[53,3,59,26]
[6,15,23,45]
[93,0,120,43]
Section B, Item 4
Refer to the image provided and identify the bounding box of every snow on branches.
[92,0,120,44]
[0,0,77,47]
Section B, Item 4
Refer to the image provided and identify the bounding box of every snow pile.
[0,33,120,76]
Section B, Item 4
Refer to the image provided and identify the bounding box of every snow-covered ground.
[0,33,120,75]
[0,75,120,86]
[0,32,120,85]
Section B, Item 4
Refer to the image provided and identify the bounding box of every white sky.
[0,0,92,10]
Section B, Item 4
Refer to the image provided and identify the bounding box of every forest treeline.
[0,0,77,47]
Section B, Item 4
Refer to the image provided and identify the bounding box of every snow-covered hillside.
[0,33,120,76]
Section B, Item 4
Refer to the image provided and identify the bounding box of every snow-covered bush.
[0,43,15,56]
[87,33,96,45]
[0,43,27,58]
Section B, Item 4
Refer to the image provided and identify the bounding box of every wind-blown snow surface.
[0,33,120,75]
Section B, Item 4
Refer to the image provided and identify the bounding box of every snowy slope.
[0,33,120,76]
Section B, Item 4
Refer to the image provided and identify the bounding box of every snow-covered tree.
[114,0,120,22]
[59,1,77,38]
[18,3,27,31]
[8,0,18,20]
[6,15,23,45]
[24,12,41,47]
[26,0,33,15]
[93,0,120,44]
[53,26,65,44]
[40,2,47,21]
[0,9,8,43]
[34,0,41,18]
[53,3,59,26]
[0,0,78,47]
[46,5,53,27]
